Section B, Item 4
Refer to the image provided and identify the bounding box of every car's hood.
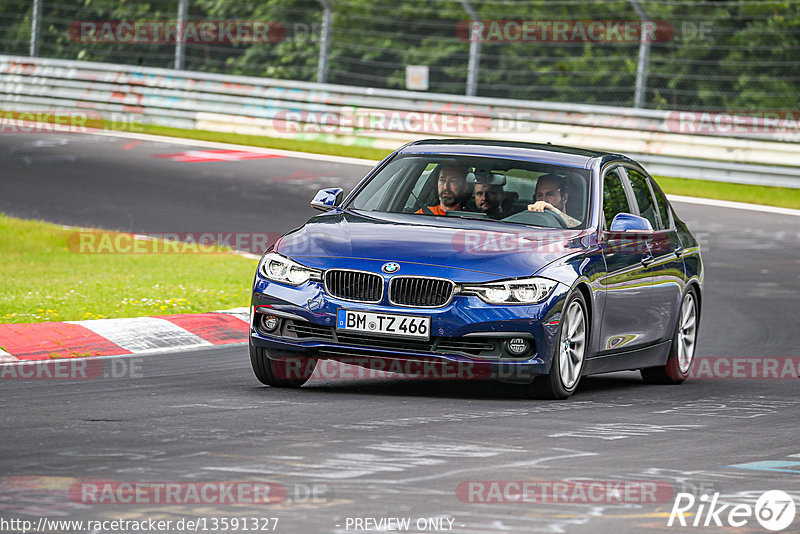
[274,210,591,282]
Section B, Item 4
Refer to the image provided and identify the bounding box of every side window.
[625,168,659,230]
[358,167,405,211]
[352,158,410,211]
[602,168,631,229]
[648,178,673,230]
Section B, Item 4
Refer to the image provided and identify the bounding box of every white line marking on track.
[667,194,800,217]
[381,448,599,485]
[203,447,598,485]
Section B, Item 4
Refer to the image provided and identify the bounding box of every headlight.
[258,253,321,285]
[461,277,557,305]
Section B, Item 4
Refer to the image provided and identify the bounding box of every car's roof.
[397,139,627,169]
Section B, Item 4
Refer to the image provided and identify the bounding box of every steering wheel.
[546,209,569,229]
[502,209,569,228]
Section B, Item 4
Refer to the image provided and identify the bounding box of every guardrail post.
[629,0,650,108]
[316,0,332,83]
[29,0,42,57]
[174,0,189,70]
[458,0,480,97]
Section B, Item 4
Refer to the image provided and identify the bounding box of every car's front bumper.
[249,276,570,381]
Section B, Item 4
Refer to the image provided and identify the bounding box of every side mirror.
[610,213,653,233]
[310,188,344,212]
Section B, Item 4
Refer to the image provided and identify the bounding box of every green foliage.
[1,0,798,109]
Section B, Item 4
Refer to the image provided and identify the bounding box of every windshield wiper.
[443,212,494,221]
[446,212,555,228]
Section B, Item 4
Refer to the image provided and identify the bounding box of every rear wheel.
[524,290,588,399]
[641,288,698,385]
[249,343,316,388]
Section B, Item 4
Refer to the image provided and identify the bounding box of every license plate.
[336,309,430,340]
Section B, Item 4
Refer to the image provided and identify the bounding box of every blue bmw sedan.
[249,140,702,398]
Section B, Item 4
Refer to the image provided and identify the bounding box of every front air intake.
[388,276,455,308]
[324,269,383,303]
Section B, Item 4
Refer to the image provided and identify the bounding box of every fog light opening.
[504,337,531,357]
[258,314,281,334]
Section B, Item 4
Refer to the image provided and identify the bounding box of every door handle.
[641,252,654,266]
[674,244,685,257]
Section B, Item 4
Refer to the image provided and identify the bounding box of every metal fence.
[3,54,800,187]
[2,0,799,111]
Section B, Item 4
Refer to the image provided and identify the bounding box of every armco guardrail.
[2,55,799,188]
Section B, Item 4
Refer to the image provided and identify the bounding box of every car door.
[623,168,685,342]
[598,166,654,352]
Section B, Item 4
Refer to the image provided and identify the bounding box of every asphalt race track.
[0,133,371,248]
[1,132,799,533]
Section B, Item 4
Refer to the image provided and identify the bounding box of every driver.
[527,174,581,227]
[416,165,470,215]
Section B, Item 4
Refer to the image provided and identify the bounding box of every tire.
[641,288,699,385]
[249,343,316,388]
[524,290,589,399]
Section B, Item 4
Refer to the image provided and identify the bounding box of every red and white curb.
[0,308,249,362]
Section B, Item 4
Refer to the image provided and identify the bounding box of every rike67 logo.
[668,490,796,531]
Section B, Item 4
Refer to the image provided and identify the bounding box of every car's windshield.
[347,155,591,229]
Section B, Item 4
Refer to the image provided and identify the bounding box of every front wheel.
[250,343,316,388]
[641,288,698,385]
[524,290,588,399]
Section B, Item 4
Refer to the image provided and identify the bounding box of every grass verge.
[654,175,800,210]
[137,123,393,161]
[0,214,257,324]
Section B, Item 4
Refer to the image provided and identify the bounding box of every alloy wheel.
[677,292,697,374]
[559,300,587,389]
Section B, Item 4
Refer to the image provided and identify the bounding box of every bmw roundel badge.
[382,262,400,274]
